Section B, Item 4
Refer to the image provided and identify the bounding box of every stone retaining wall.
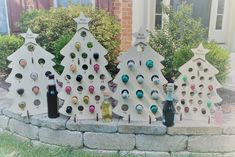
[1,103,235,157]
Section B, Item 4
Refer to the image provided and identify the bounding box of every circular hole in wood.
[136,44,144,52]
[78,106,84,111]
[28,45,35,52]
[193,107,198,112]
[121,104,129,111]
[100,85,106,91]
[209,77,214,81]
[100,74,105,80]
[65,75,71,81]
[181,99,185,105]
[201,108,206,114]
[88,74,94,80]
[182,91,186,96]
[204,68,208,73]
[199,84,204,89]
[189,99,194,104]
[33,99,41,106]
[197,61,202,67]
[207,93,212,98]
[176,106,181,112]
[15,73,23,80]
[38,58,45,65]
[198,100,203,105]
[82,53,88,59]
[191,76,196,80]
[188,68,193,72]
[198,92,203,98]
[200,76,204,81]
[190,92,194,96]
[87,42,93,48]
[184,106,189,113]
[19,59,27,68]
[82,64,88,70]
[182,83,187,88]
[95,95,100,101]
[81,31,87,37]
[77,86,83,92]
[70,52,76,59]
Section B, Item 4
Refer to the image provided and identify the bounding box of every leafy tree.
[149,4,229,83]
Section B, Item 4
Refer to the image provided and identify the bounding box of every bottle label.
[48,80,55,86]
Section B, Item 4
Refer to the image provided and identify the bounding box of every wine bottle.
[127,60,135,69]
[162,83,175,127]
[93,53,99,60]
[121,89,129,99]
[47,74,59,118]
[101,92,112,122]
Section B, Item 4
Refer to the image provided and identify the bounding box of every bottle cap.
[103,91,110,97]
[49,74,54,79]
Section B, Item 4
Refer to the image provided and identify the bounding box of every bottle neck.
[48,85,56,91]
[48,79,56,91]
[104,96,110,100]
[48,79,55,86]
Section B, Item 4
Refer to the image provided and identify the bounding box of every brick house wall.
[96,0,132,51]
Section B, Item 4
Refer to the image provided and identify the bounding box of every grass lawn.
[0,132,122,157]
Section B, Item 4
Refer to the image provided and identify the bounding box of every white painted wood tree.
[6,28,58,116]
[175,43,222,121]
[58,12,112,120]
[112,28,168,122]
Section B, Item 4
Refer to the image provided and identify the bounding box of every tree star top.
[191,43,209,56]
[20,28,38,40]
[74,12,91,30]
[133,27,148,45]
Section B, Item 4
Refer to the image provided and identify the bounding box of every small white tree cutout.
[58,12,112,120]
[175,43,222,121]
[112,28,168,122]
[6,28,58,116]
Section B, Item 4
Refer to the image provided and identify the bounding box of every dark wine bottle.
[162,83,175,127]
[47,74,59,118]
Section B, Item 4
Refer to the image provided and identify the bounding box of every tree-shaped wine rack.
[6,28,58,116]
[58,12,112,120]
[175,43,222,121]
[112,28,168,122]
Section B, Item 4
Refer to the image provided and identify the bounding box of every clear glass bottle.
[101,92,112,122]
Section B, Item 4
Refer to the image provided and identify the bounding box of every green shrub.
[18,5,121,71]
[204,42,230,83]
[53,33,73,74]
[0,35,23,72]
[149,4,229,83]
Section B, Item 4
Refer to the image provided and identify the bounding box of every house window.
[155,0,163,29]
[215,0,224,30]
[57,0,93,7]
[0,0,8,34]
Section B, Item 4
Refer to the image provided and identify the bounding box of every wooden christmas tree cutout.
[112,28,168,122]
[6,28,58,116]
[58,12,112,120]
[175,43,222,121]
